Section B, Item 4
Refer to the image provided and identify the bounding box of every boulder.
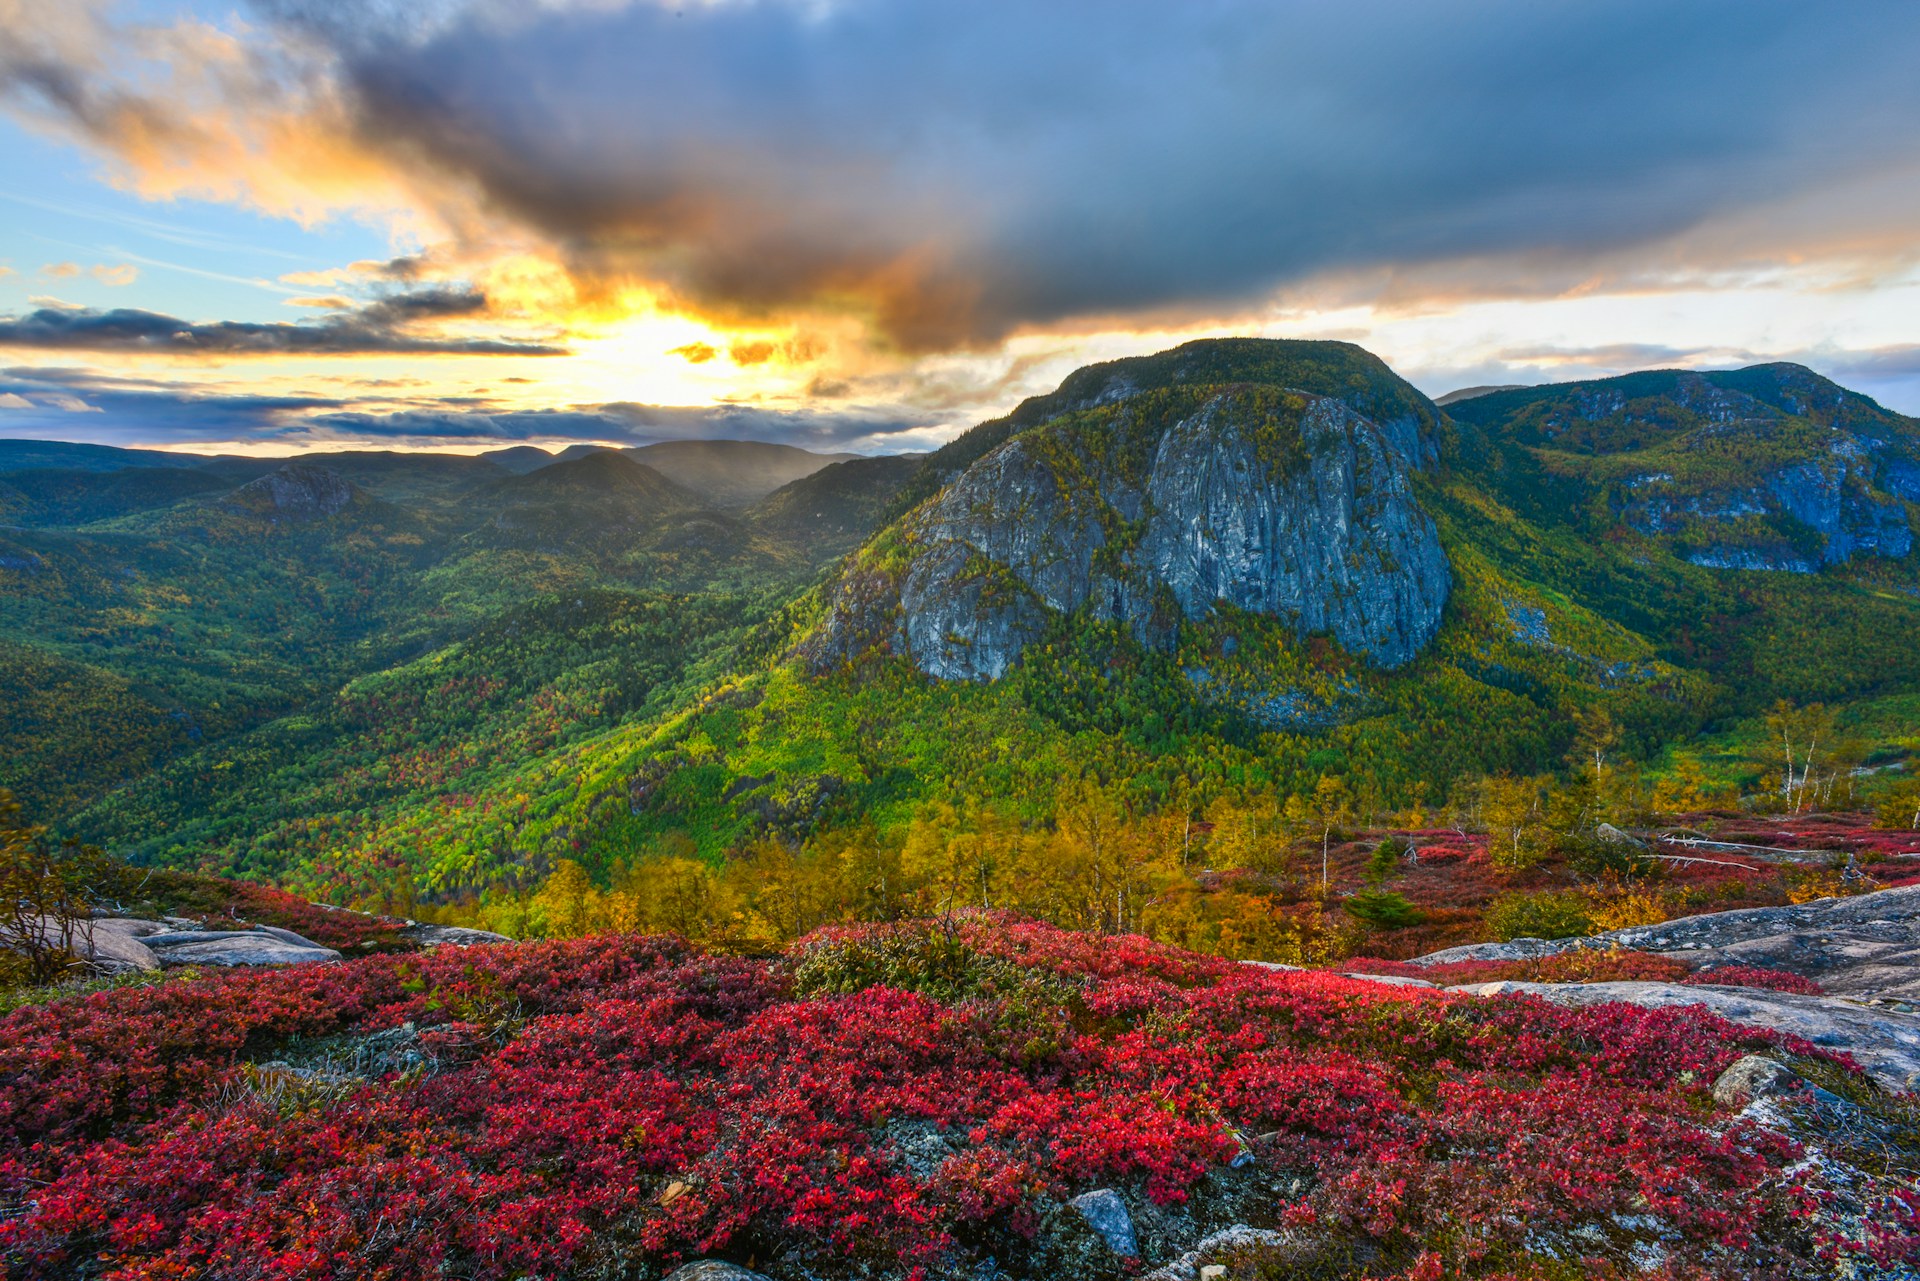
[140,929,273,948]
[253,924,330,948]
[148,932,341,968]
[398,923,512,947]
[1712,1054,1807,1107]
[1338,972,1437,989]
[1595,822,1646,848]
[1410,883,1920,1001]
[1447,980,1920,1092]
[83,919,162,972]
[662,1264,772,1281]
[1068,1187,1140,1258]
[2,915,159,973]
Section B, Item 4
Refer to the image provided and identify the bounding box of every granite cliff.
[808,346,1452,681]
[1447,363,1920,573]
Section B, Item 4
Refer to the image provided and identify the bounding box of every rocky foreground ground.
[1386,885,1920,1092]
[5,895,1919,1280]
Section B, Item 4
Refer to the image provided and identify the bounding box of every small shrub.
[1342,891,1426,930]
[1562,832,1656,878]
[1586,885,1671,932]
[1484,889,1593,941]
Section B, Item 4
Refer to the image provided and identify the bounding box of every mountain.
[10,339,1920,907]
[629,439,861,507]
[481,449,695,530]
[0,439,205,473]
[541,341,1919,867]
[219,462,366,525]
[747,453,923,558]
[478,444,559,474]
[807,377,1447,682]
[1446,365,1919,572]
[0,444,891,827]
[0,466,229,527]
[1435,383,1525,406]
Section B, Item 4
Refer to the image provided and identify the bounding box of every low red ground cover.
[0,919,1910,1279]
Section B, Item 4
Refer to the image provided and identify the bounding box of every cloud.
[281,254,437,288]
[0,293,567,356]
[1492,343,1719,371]
[0,365,930,452]
[39,261,142,286]
[6,0,1920,354]
[1818,343,1920,382]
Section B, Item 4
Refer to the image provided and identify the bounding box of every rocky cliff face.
[1618,434,1913,572]
[810,384,1450,681]
[1449,364,1920,574]
[224,463,358,524]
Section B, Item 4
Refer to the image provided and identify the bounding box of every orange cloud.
[728,340,776,366]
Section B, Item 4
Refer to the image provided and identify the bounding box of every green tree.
[1480,774,1546,872]
[1763,700,1836,814]
[1878,778,1920,832]
[529,859,601,939]
[1363,838,1401,888]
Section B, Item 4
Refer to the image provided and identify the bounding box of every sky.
[2,0,1919,456]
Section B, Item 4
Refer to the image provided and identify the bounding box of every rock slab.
[662,1264,772,1281]
[139,925,340,968]
[1411,883,1920,1002]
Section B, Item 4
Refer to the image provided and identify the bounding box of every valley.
[3,340,1917,945]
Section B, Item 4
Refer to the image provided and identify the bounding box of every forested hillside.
[6,341,1919,935]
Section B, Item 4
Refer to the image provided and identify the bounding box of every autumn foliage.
[0,918,1912,1279]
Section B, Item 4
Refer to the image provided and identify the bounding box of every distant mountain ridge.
[1447,364,1920,572]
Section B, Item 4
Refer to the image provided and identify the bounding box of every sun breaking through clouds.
[2,0,1919,451]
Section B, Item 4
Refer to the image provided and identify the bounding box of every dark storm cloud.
[0,291,566,356]
[247,0,1920,348]
[0,367,348,442]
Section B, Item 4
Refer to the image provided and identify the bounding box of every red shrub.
[0,918,1904,1280]
[1683,965,1824,995]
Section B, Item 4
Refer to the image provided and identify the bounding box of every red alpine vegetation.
[0,918,1911,1279]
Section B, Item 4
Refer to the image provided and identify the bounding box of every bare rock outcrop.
[139,927,341,968]
[1410,883,1920,1002]
[814,387,1450,682]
